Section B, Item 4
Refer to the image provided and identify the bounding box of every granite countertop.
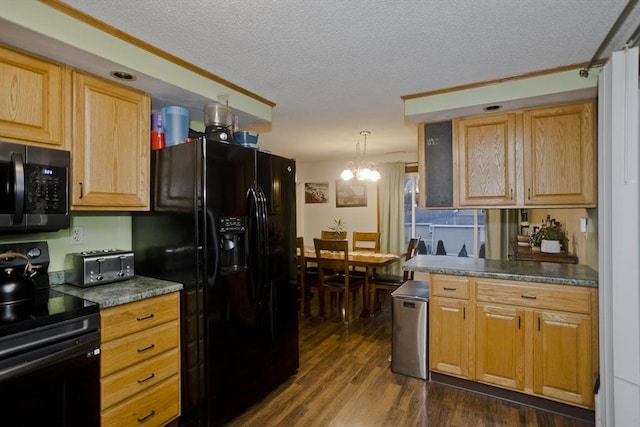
[403,255,598,288]
[51,275,183,308]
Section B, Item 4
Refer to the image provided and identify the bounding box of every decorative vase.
[541,239,561,254]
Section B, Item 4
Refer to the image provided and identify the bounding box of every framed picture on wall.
[336,180,367,207]
[304,182,329,203]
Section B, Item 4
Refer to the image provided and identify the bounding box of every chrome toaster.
[65,249,134,287]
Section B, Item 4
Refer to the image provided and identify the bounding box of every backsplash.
[0,213,132,272]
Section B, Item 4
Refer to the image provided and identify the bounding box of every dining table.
[302,247,404,317]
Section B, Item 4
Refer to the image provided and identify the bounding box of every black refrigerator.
[132,138,299,426]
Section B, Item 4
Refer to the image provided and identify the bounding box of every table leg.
[359,266,371,318]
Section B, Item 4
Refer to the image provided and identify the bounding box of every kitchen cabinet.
[452,100,595,208]
[523,101,596,206]
[475,303,525,390]
[0,45,64,147]
[474,278,597,408]
[429,274,472,379]
[533,309,593,406]
[71,70,150,210]
[100,292,181,427]
[456,113,517,206]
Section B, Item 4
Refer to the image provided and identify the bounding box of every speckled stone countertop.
[403,256,598,288]
[51,275,183,308]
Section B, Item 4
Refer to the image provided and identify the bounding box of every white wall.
[295,152,416,247]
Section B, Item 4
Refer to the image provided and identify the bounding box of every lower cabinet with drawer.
[429,274,473,379]
[100,292,181,426]
[430,274,598,410]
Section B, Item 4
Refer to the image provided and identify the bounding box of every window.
[405,173,485,257]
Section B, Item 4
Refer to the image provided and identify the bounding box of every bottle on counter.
[520,209,529,236]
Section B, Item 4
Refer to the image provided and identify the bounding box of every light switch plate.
[580,217,588,233]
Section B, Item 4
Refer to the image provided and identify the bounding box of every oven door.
[0,330,100,427]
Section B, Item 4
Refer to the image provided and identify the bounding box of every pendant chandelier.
[340,131,381,181]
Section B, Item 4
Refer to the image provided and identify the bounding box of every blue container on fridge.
[161,106,189,146]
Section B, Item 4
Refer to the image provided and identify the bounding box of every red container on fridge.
[151,131,165,150]
[150,112,165,150]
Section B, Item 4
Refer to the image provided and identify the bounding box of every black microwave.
[0,141,70,232]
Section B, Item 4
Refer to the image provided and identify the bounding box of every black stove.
[0,241,100,426]
[0,241,98,334]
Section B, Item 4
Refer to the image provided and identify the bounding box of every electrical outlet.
[70,226,84,245]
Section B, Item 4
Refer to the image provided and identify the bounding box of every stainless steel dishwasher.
[391,279,430,380]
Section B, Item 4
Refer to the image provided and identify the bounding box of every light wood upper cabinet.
[71,71,150,210]
[0,45,64,147]
[523,101,596,206]
[450,100,596,208]
[457,113,517,206]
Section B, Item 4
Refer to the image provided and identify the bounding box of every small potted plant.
[328,218,347,239]
[529,224,568,253]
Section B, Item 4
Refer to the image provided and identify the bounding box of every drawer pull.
[443,287,457,291]
[136,314,154,321]
[521,294,537,300]
[137,344,155,353]
[137,410,156,422]
[137,373,155,384]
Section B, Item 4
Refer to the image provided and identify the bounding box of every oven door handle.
[0,331,99,383]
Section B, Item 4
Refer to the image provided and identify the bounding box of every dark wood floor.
[226,294,593,426]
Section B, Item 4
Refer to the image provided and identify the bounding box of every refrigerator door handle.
[256,185,275,341]
[256,185,269,278]
[206,210,219,286]
[246,186,261,307]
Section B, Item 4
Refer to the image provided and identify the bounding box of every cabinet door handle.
[79,182,83,199]
[510,188,513,200]
[463,307,466,320]
[537,317,541,331]
[443,287,457,291]
[137,410,156,422]
[137,373,156,384]
[528,188,531,200]
[137,343,155,353]
[521,294,537,300]
[136,313,154,321]
[518,315,521,329]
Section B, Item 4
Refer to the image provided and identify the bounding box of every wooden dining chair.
[297,237,319,316]
[352,231,380,252]
[320,230,347,240]
[369,237,421,311]
[313,238,364,324]
[351,231,380,277]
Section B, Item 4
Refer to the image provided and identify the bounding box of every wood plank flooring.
[226,295,593,426]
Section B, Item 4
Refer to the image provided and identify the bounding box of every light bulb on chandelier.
[340,131,381,182]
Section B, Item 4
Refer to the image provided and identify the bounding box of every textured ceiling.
[57,0,639,162]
